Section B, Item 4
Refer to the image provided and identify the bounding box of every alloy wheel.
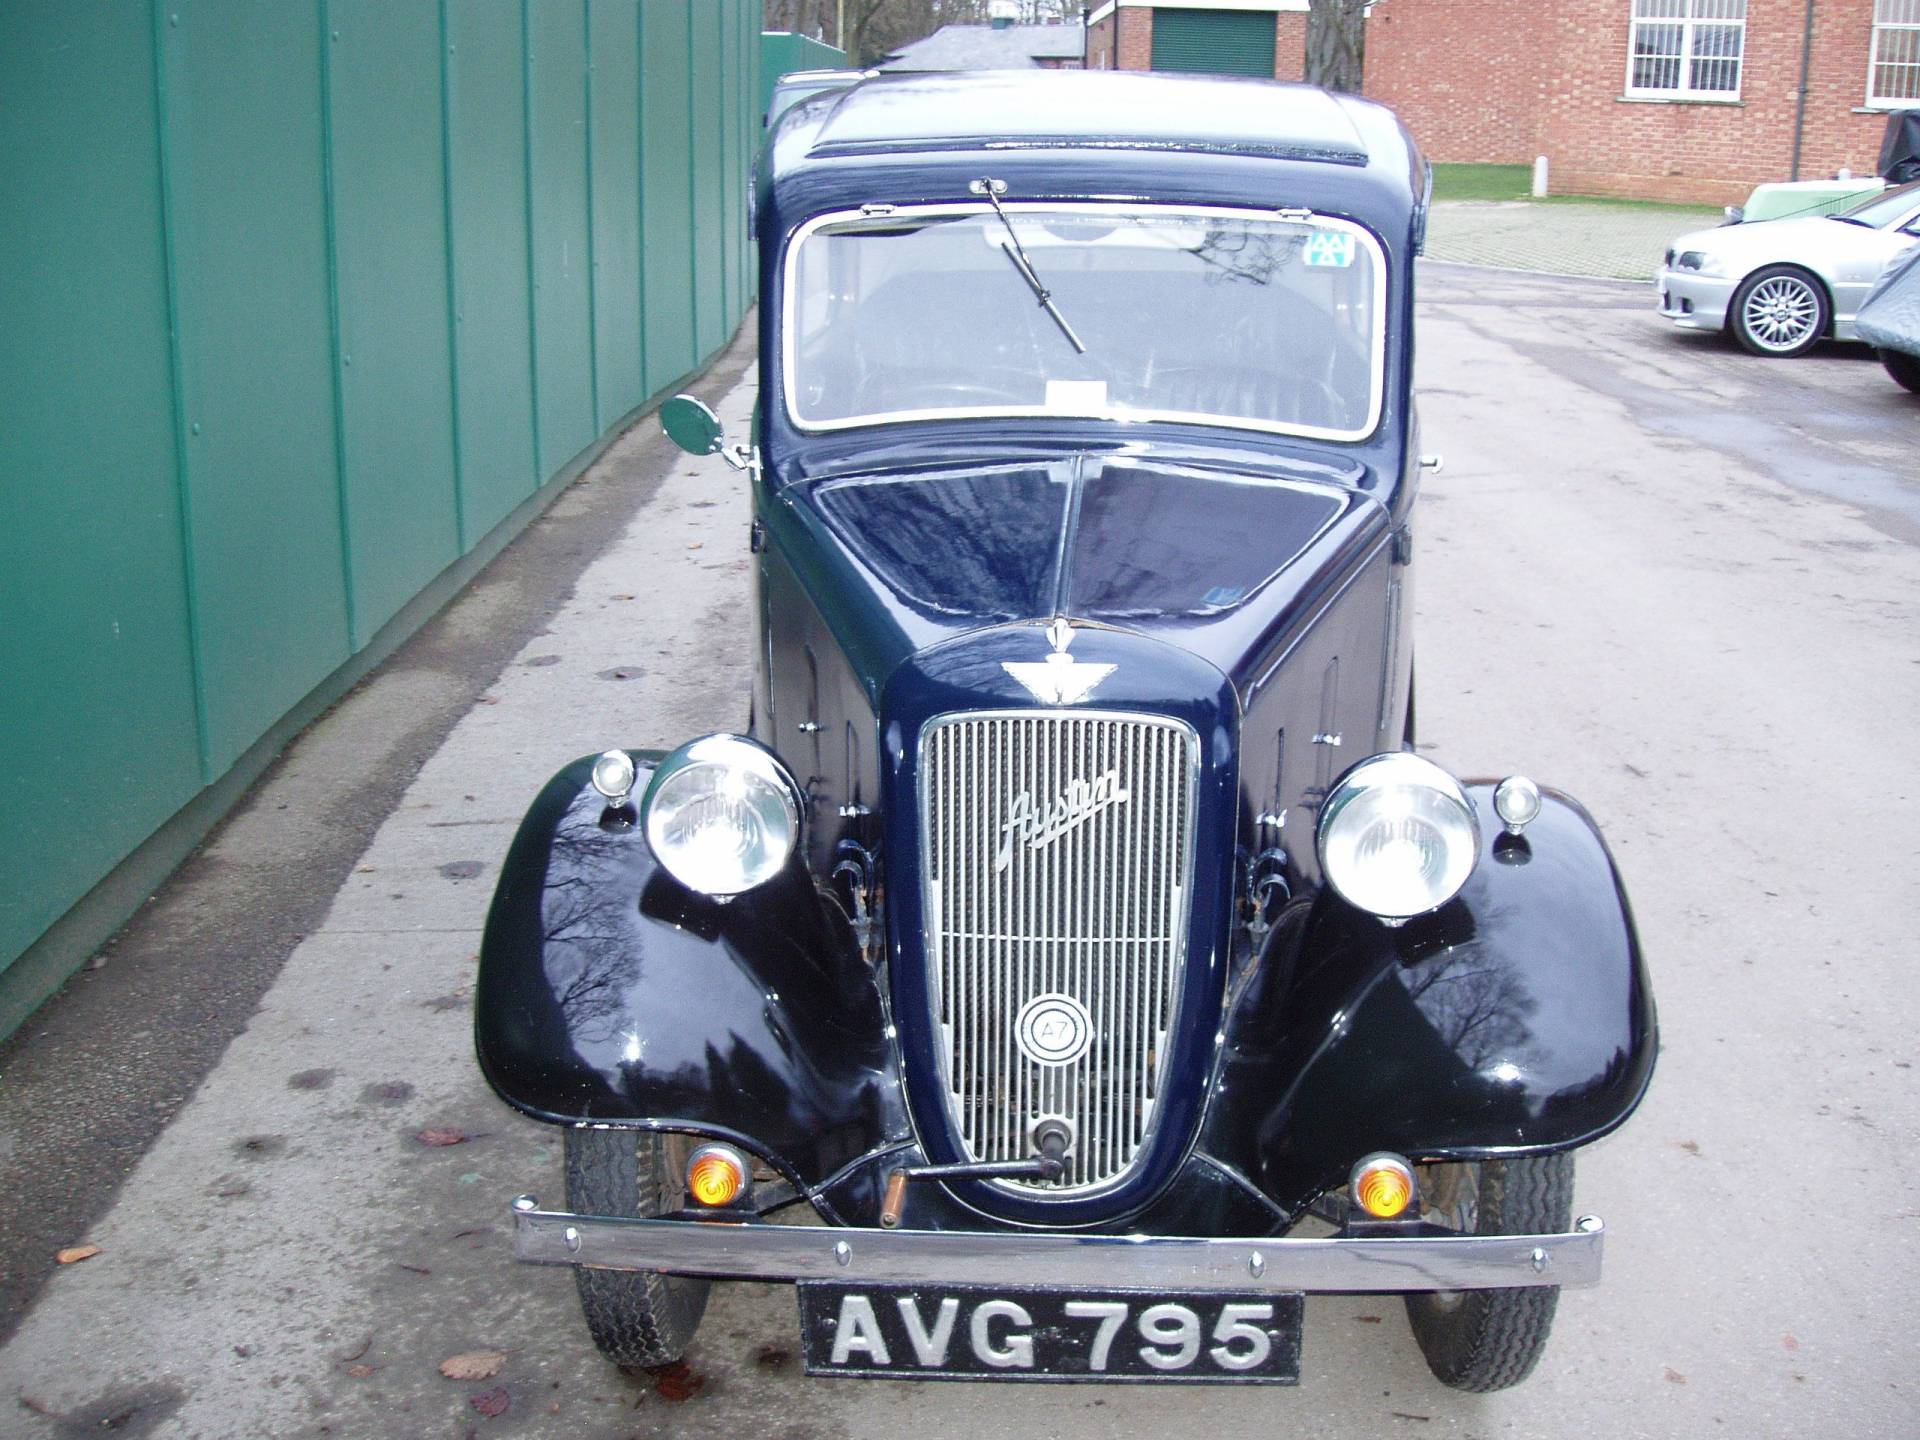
[1740,275,1820,353]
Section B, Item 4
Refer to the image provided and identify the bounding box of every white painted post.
[1532,155,1550,197]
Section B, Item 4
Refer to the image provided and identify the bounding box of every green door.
[1151,8,1278,77]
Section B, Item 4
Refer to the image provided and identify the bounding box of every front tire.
[1729,265,1828,357]
[1879,348,1920,394]
[1404,1153,1573,1392]
[564,1129,711,1371]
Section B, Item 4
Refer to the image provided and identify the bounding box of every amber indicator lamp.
[686,1144,748,1207]
[1350,1152,1416,1219]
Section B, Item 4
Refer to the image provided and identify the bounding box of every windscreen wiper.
[972,177,1087,355]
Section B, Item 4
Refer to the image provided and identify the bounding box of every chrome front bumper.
[1657,268,1737,331]
[509,1196,1604,1292]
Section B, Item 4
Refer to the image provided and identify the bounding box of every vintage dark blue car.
[476,70,1656,1392]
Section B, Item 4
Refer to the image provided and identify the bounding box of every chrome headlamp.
[1316,752,1480,920]
[641,735,802,897]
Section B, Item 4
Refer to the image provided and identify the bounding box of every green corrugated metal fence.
[1151,8,1279,77]
[0,0,763,1039]
[758,30,849,120]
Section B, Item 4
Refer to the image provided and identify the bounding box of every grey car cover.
[1856,244,1920,357]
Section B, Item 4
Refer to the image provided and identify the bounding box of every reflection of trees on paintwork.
[1183,228,1301,287]
[1398,943,1541,1072]
[540,808,643,1047]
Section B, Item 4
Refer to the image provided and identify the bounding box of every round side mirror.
[661,395,724,457]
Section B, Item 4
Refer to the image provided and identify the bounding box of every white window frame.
[1869,0,1920,109]
[1623,0,1748,102]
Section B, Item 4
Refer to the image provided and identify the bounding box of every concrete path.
[1427,199,1723,281]
[2,269,1917,1438]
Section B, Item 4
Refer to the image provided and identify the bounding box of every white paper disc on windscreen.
[1045,380,1107,411]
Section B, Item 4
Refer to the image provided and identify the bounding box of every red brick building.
[1363,0,1918,203]
[1087,1,1310,80]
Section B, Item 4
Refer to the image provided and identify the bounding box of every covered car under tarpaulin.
[1857,243,1920,391]
[1882,111,1920,187]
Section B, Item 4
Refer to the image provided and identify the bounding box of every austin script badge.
[996,768,1132,871]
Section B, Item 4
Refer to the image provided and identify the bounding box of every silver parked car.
[1657,180,1920,357]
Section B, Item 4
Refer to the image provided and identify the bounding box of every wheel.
[1728,265,1828,357]
[1879,348,1920,394]
[1404,1152,1573,1392]
[564,1129,710,1371]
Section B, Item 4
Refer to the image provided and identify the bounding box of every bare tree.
[1305,0,1368,93]
[845,0,909,63]
[763,0,814,34]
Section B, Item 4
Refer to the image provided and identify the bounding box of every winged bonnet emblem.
[1002,618,1116,705]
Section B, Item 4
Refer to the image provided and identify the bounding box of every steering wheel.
[884,369,1039,409]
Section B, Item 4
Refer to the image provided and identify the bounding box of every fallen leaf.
[1783,1333,1800,1351]
[55,1245,100,1265]
[649,1361,705,1401]
[395,1263,431,1276]
[441,1352,507,1382]
[612,593,635,601]
[355,865,376,874]
[755,1343,791,1370]
[1665,1367,1687,1384]
[1391,1414,1432,1423]
[346,1364,373,1379]
[470,1386,510,1418]
[1355,1314,1382,1324]
[1677,1139,1702,1157]
[687,542,703,550]
[477,696,500,706]
[416,1128,470,1147]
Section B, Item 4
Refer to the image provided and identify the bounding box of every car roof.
[780,69,1390,170]
[759,69,1426,272]
[775,68,863,85]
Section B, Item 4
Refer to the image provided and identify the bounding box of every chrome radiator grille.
[920,711,1197,1192]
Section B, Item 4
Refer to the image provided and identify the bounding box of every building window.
[1872,0,1920,106]
[1626,0,1746,100]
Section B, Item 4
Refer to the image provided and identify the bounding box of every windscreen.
[783,204,1385,440]
[1836,180,1920,227]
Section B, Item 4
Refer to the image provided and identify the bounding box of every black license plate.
[798,1282,1302,1383]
